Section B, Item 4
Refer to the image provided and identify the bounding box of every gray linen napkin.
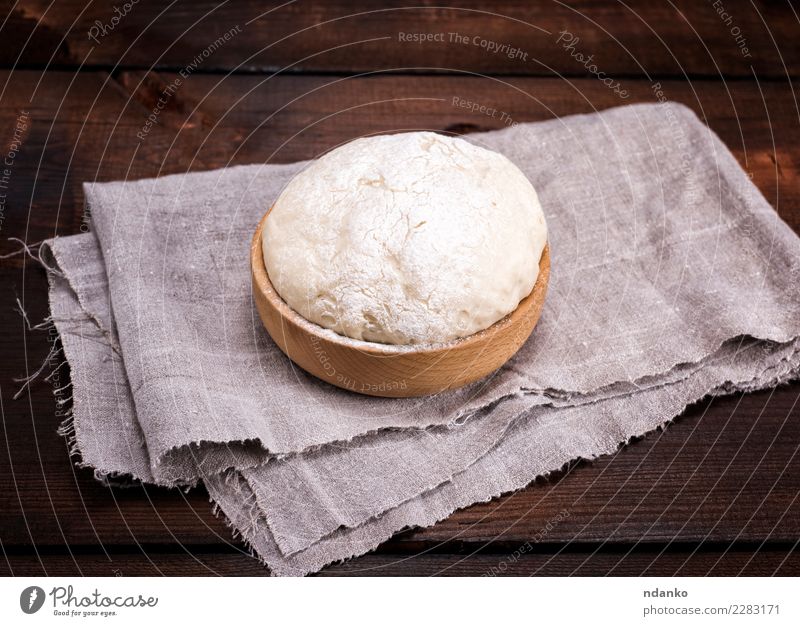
[44,102,800,575]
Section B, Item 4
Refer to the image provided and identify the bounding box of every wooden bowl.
[251,210,550,398]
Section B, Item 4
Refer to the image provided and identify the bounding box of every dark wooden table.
[1,1,799,576]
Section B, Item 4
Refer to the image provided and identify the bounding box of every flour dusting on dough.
[263,131,548,345]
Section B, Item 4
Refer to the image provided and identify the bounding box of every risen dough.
[262,131,547,345]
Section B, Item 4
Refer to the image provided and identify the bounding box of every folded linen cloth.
[44,102,800,575]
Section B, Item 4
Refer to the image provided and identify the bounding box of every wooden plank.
[2,363,799,549]
[2,546,799,576]
[4,1,799,78]
[397,389,800,547]
[1,71,799,551]
[0,70,797,254]
[327,546,800,576]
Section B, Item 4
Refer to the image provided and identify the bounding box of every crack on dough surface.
[263,131,548,345]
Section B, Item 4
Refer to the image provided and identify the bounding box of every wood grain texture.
[0,71,797,252]
[252,210,550,397]
[2,314,799,553]
[2,545,799,576]
[0,68,798,574]
[3,1,799,78]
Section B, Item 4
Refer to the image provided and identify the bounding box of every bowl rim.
[251,208,550,357]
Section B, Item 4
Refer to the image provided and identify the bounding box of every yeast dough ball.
[262,131,547,345]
